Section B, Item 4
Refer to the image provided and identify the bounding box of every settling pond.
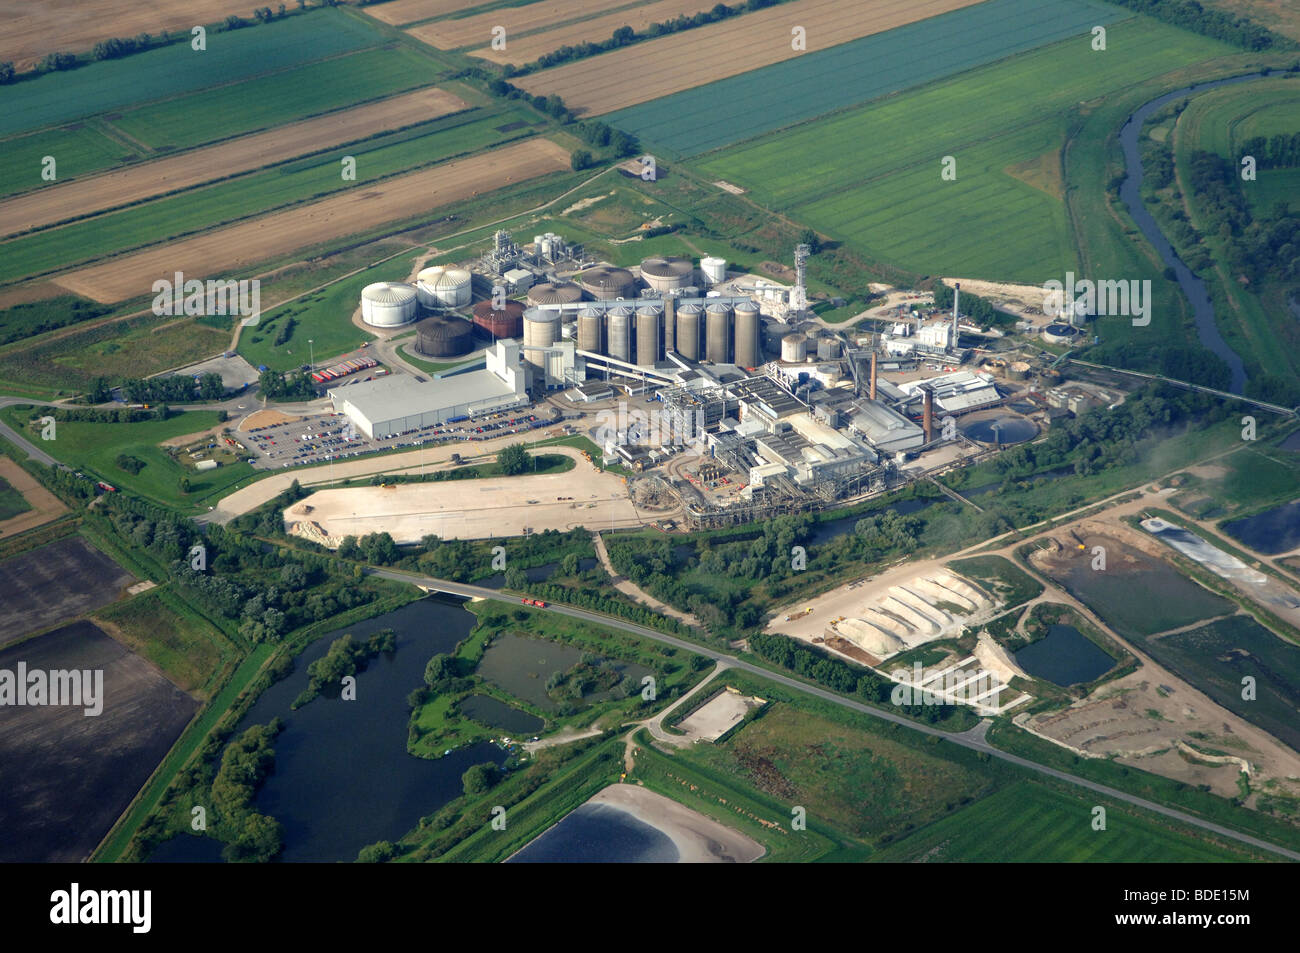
[1222,500,1300,555]
[1014,624,1114,686]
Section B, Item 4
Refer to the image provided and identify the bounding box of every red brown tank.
[472,299,524,339]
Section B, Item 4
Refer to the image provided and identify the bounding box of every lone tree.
[497,443,528,475]
[462,762,501,796]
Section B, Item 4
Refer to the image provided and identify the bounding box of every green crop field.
[0,124,138,200]
[0,475,32,521]
[609,0,1121,157]
[0,8,389,139]
[106,46,449,152]
[1176,78,1300,160]
[0,109,528,286]
[870,780,1265,861]
[0,407,257,510]
[693,18,1233,282]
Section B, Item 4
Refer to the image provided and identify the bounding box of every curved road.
[371,565,1300,862]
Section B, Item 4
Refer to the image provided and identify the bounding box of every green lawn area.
[1,8,389,139]
[0,406,260,511]
[0,123,139,201]
[0,110,528,286]
[0,475,32,521]
[870,780,1266,861]
[693,17,1232,283]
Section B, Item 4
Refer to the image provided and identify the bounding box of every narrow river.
[1117,73,1270,395]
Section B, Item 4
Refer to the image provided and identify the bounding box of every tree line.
[1106,0,1288,51]
[1240,131,1300,170]
[89,372,226,405]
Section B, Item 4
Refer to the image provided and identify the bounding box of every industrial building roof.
[330,370,518,423]
[900,371,1000,413]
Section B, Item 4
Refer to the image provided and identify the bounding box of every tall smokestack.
[922,385,934,443]
[869,350,878,401]
[951,282,960,351]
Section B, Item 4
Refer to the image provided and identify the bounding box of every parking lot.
[239,408,552,470]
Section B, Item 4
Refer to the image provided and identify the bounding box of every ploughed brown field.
[0,89,469,238]
[0,0,256,71]
[469,0,720,66]
[362,0,487,27]
[54,138,572,303]
[408,0,635,50]
[515,0,986,116]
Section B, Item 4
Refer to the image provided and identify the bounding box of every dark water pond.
[507,803,678,863]
[1222,500,1300,555]
[146,834,226,863]
[460,694,545,734]
[1014,624,1114,686]
[960,414,1037,445]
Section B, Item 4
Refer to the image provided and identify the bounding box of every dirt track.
[55,138,571,303]
[0,0,251,71]
[363,0,485,27]
[0,457,67,539]
[0,89,469,238]
[515,0,984,115]
[411,0,635,50]
[470,0,719,65]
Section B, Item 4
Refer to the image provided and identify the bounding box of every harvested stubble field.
[363,0,488,27]
[0,0,257,71]
[0,536,135,648]
[55,138,572,303]
[412,0,637,50]
[514,0,986,116]
[0,458,67,540]
[471,0,720,65]
[0,89,470,238]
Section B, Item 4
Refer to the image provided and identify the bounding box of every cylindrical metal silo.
[414,316,473,357]
[579,266,637,301]
[523,309,559,369]
[636,305,662,367]
[527,281,583,307]
[817,336,841,360]
[781,333,807,363]
[607,306,633,362]
[471,299,524,339]
[733,300,760,369]
[701,257,727,285]
[416,266,471,310]
[705,302,732,364]
[1008,361,1031,381]
[676,303,702,361]
[639,256,694,293]
[577,307,603,353]
[361,282,418,327]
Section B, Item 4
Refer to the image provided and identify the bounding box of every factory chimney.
[921,385,934,443]
[951,282,960,351]
[869,350,878,401]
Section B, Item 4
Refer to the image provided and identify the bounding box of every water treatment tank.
[607,306,633,362]
[361,282,418,327]
[636,305,662,366]
[676,304,702,361]
[705,301,732,364]
[733,300,761,369]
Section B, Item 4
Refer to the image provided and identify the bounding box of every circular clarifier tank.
[960,413,1038,445]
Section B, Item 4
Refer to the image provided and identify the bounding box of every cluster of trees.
[496,442,528,475]
[0,297,110,346]
[337,532,400,565]
[1107,0,1284,50]
[114,454,146,475]
[293,630,396,708]
[211,720,284,862]
[932,282,1016,329]
[1187,149,1300,283]
[258,369,317,400]
[1240,132,1300,170]
[108,373,225,404]
[461,762,501,796]
[48,404,172,423]
[273,316,297,347]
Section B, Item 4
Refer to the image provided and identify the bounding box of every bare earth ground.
[677,689,759,743]
[940,277,1054,321]
[0,457,67,540]
[470,0,719,65]
[0,0,252,71]
[239,409,302,431]
[0,89,469,237]
[55,138,572,303]
[362,0,486,27]
[411,0,636,50]
[0,536,134,647]
[585,784,765,862]
[287,455,640,543]
[515,0,985,115]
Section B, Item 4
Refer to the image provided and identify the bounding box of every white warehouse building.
[330,340,527,439]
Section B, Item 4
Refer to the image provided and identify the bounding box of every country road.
[0,396,62,465]
[370,565,1300,862]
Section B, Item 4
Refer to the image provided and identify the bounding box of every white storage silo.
[701,256,727,285]
[361,282,418,327]
[416,266,472,310]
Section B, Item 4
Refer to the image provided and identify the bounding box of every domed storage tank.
[416,266,471,310]
[1008,361,1031,381]
[817,336,841,360]
[639,256,694,293]
[527,281,583,307]
[471,299,524,339]
[607,306,633,362]
[705,302,732,363]
[701,256,727,285]
[676,304,702,360]
[781,333,807,363]
[577,307,603,354]
[636,305,662,366]
[579,266,637,301]
[415,316,473,357]
[733,300,761,369]
[361,282,418,327]
[523,309,560,369]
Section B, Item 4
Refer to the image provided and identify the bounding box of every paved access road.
[371,566,1300,862]
[0,396,61,465]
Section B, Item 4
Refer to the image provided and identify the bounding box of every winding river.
[1117,73,1270,395]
